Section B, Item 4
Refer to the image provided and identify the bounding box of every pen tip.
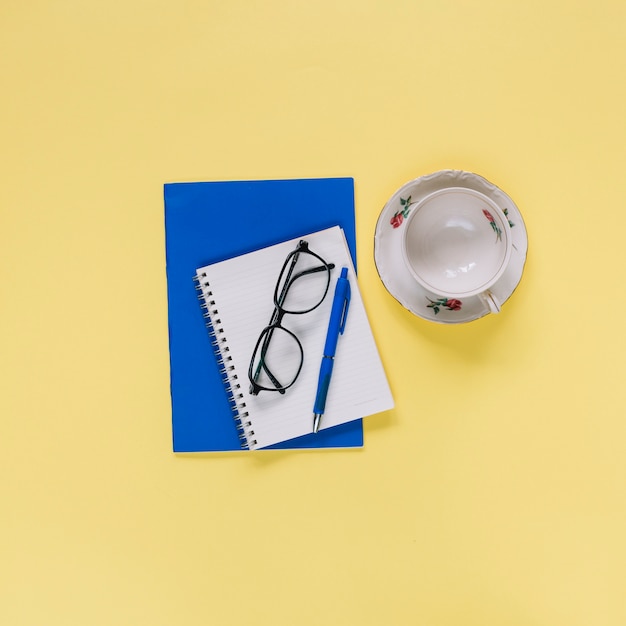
[313,414,321,433]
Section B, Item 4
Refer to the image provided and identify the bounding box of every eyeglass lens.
[275,246,333,314]
[249,325,303,393]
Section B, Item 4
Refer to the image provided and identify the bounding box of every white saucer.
[374,170,528,323]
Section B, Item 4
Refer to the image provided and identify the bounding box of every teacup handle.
[479,290,501,314]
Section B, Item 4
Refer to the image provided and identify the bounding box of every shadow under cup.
[401,187,512,303]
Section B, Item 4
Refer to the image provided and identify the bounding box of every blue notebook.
[164,178,366,452]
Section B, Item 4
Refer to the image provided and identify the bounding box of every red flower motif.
[483,209,502,241]
[390,213,404,228]
[427,297,463,314]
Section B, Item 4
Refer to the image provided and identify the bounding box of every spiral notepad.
[193,226,393,450]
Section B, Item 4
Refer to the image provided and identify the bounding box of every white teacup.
[401,187,512,314]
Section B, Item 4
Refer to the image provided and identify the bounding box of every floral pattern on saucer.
[374,170,528,324]
[390,195,412,228]
[427,297,463,314]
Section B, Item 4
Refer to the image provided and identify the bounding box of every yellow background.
[2,1,625,624]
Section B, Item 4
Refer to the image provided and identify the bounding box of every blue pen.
[313,267,351,433]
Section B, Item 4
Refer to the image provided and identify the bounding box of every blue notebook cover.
[164,177,364,452]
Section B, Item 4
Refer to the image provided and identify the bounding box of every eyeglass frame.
[248,239,335,395]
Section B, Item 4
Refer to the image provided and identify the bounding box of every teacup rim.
[404,185,509,218]
[400,186,513,299]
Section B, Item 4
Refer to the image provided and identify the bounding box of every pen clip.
[339,281,351,334]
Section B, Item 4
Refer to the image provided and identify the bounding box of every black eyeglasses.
[248,240,335,395]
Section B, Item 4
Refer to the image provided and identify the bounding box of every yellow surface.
[2,1,625,624]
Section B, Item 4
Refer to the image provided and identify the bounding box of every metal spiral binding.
[193,273,257,449]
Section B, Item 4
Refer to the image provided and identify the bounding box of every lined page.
[196,226,393,449]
